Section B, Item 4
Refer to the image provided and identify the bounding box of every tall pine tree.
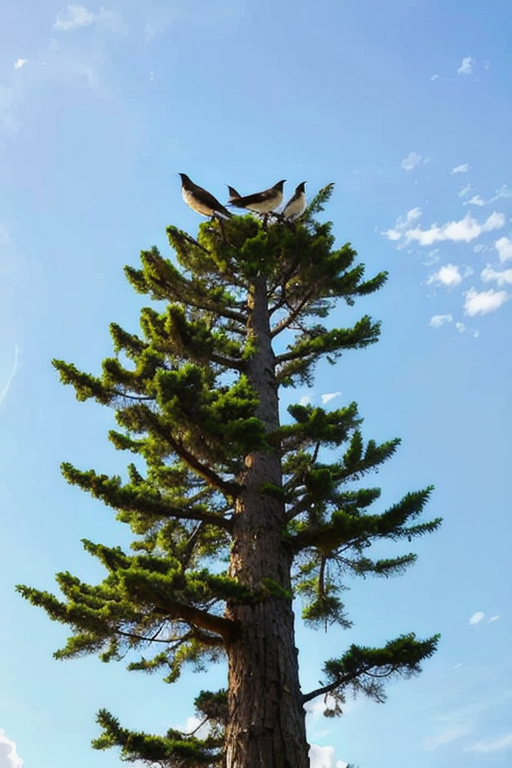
[18,185,441,767]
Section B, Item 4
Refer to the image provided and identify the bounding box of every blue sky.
[1,1,511,766]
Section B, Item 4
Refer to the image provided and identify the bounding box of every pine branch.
[270,286,320,338]
[61,464,234,532]
[302,633,440,705]
[141,410,241,498]
[276,318,379,366]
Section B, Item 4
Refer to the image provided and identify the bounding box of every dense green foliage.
[18,185,440,765]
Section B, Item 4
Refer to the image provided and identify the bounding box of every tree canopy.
[18,184,441,767]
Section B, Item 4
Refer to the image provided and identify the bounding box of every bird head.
[296,182,307,193]
[274,180,286,191]
[179,173,191,184]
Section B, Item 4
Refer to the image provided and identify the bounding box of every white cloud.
[299,395,312,406]
[429,314,453,328]
[321,391,341,405]
[401,151,422,171]
[463,186,512,207]
[422,248,441,266]
[13,59,28,70]
[481,264,512,287]
[463,195,485,207]
[384,209,505,248]
[405,212,505,247]
[488,185,512,203]
[464,288,508,316]
[384,229,402,242]
[451,163,469,174]
[458,183,473,198]
[382,207,422,241]
[0,344,19,408]
[428,263,471,288]
[455,321,479,337]
[0,730,24,768]
[495,236,512,262]
[430,74,439,81]
[54,4,98,30]
[457,57,474,75]
[423,724,469,751]
[488,615,501,623]
[53,5,118,32]
[466,733,512,753]
[309,744,347,768]
[469,611,485,625]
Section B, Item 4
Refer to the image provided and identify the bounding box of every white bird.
[179,173,232,219]
[282,182,307,220]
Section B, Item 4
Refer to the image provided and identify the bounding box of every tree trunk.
[224,276,310,768]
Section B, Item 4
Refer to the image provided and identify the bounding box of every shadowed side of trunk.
[224,275,309,768]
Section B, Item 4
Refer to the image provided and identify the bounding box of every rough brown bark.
[224,276,310,768]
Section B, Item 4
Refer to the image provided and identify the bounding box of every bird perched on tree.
[226,185,241,200]
[179,173,232,219]
[282,182,307,220]
[228,180,286,214]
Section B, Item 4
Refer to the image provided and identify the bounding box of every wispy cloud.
[321,391,341,405]
[488,615,501,623]
[464,288,508,316]
[54,4,105,31]
[0,344,19,408]
[469,611,485,624]
[451,163,469,174]
[430,74,439,81]
[481,264,512,287]
[454,322,479,338]
[458,183,473,198]
[423,723,469,751]
[465,733,512,753]
[53,4,122,33]
[463,195,485,207]
[14,59,28,70]
[489,185,512,203]
[463,186,512,208]
[382,207,422,241]
[429,314,453,328]
[401,151,423,171]
[0,729,24,768]
[496,236,512,262]
[427,263,471,288]
[457,57,474,75]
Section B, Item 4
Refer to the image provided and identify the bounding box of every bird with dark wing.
[226,185,242,200]
[228,180,286,214]
[179,173,232,219]
[282,182,307,220]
